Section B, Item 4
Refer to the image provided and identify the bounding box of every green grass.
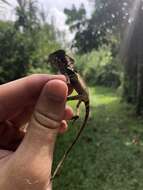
[53,86,143,190]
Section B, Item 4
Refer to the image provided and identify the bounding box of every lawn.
[53,86,143,190]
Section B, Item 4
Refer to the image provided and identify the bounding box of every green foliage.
[75,45,121,88]
[64,0,133,54]
[29,24,60,69]
[64,4,86,32]
[0,22,32,83]
[53,86,143,190]
[0,0,61,83]
[0,21,60,83]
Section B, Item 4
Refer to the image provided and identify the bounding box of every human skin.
[0,74,73,190]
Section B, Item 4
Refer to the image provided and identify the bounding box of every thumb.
[30,78,68,146]
[10,79,68,188]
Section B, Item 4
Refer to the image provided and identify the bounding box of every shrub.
[75,45,121,88]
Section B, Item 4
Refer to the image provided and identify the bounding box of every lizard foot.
[71,115,79,125]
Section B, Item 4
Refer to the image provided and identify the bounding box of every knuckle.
[33,110,61,129]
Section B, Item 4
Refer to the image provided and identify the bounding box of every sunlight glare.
[120,0,141,61]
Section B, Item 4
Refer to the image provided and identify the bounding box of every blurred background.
[1,0,143,189]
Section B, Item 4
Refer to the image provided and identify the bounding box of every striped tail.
[51,100,90,180]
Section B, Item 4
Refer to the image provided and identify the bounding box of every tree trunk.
[136,60,143,115]
[123,0,143,115]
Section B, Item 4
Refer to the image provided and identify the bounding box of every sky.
[0,0,93,41]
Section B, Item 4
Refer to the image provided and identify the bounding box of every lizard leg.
[67,95,83,124]
[71,100,82,124]
[67,95,82,101]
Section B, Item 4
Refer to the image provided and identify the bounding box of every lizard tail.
[51,100,90,181]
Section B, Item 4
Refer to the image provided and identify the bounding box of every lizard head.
[47,49,66,69]
[48,49,75,75]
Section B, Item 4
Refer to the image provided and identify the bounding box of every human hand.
[0,74,73,190]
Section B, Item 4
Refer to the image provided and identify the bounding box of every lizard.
[47,49,90,180]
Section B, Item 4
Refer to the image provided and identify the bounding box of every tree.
[64,0,133,54]
[0,21,31,83]
[14,0,39,32]
[64,4,86,32]
[0,0,9,3]
[0,0,11,11]
[0,0,10,5]
[122,0,143,115]
[0,0,60,83]
[64,4,89,53]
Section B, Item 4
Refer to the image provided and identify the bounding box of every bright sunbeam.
[120,0,141,61]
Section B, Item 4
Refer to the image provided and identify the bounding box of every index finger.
[0,74,66,121]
